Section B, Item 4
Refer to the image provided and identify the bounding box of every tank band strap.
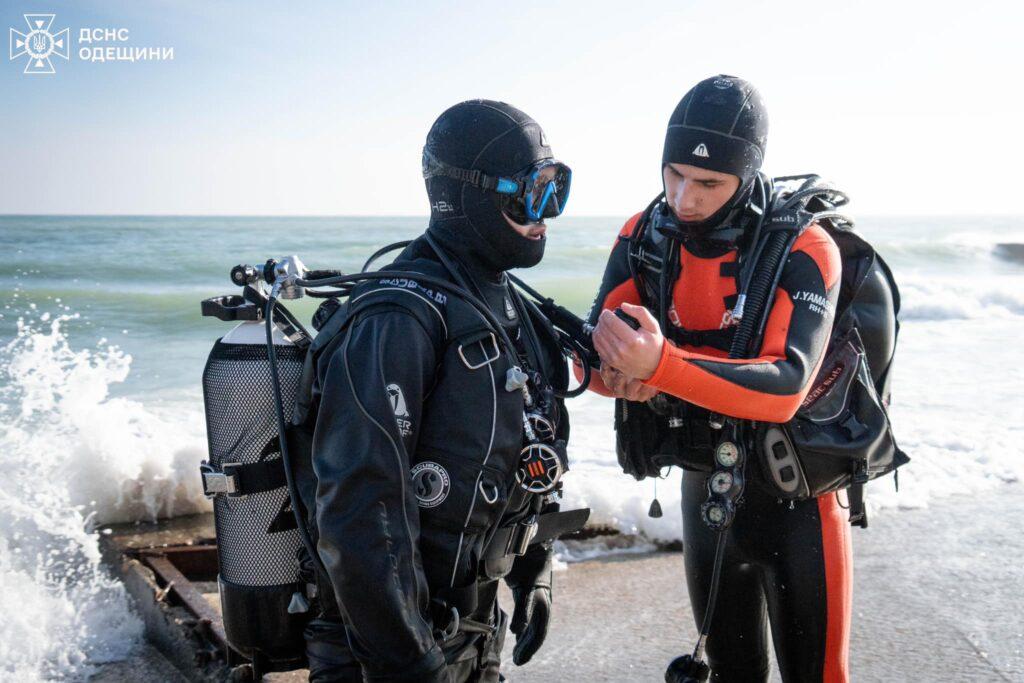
[199,458,286,498]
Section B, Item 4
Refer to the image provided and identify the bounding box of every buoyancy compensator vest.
[617,175,909,525]
[755,215,909,511]
[290,239,586,576]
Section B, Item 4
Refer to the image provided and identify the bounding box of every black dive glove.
[505,541,553,665]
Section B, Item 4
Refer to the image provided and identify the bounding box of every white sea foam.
[0,314,209,680]
[898,275,1024,321]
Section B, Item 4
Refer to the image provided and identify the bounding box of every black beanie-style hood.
[424,100,553,274]
[662,75,768,231]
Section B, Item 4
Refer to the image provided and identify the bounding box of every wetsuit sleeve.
[576,213,644,396]
[311,305,446,681]
[644,226,842,422]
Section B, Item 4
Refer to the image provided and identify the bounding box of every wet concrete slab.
[89,644,190,683]
[499,486,1024,682]
[93,488,1024,681]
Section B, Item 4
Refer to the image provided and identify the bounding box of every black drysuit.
[300,238,568,682]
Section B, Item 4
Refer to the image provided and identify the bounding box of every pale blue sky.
[2,0,1020,215]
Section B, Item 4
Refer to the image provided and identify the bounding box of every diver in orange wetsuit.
[587,75,851,682]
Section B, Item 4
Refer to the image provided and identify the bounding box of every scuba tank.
[200,277,313,678]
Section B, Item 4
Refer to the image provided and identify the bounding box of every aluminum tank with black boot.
[199,262,317,680]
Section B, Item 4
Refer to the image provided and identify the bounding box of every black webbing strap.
[226,458,287,495]
[200,458,287,498]
[429,163,504,192]
[666,325,736,353]
[440,165,482,185]
[848,483,868,528]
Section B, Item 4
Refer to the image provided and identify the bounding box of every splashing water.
[0,313,210,680]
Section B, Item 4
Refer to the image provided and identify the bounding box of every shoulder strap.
[665,325,736,353]
[825,227,902,400]
[625,194,670,312]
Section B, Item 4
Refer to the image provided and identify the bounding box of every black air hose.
[728,230,793,359]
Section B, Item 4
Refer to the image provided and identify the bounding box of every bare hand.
[592,303,665,382]
[599,364,659,402]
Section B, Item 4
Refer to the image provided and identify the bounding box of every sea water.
[1,215,1022,679]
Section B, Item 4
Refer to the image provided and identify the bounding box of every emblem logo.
[411,461,450,508]
[386,383,412,437]
[504,296,517,320]
[9,14,69,75]
[386,383,409,417]
[692,143,710,158]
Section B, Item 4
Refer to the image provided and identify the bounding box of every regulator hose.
[265,293,328,579]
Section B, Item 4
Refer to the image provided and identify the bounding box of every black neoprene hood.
[662,75,768,187]
[424,99,553,273]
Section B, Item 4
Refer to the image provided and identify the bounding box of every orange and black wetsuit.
[588,212,852,682]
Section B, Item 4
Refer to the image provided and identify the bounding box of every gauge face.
[705,504,725,524]
[516,443,563,493]
[710,471,734,494]
[716,441,740,467]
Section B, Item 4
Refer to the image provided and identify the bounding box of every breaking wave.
[0,312,209,681]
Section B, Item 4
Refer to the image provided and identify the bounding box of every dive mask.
[423,150,572,225]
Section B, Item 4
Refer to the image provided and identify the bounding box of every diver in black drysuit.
[297,100,573,682]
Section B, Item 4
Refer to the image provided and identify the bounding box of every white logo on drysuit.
[504,296,517,321]
[386,383,413,436]
[410,461,450,508]
[712,77,734,90]
[693,143,710,158]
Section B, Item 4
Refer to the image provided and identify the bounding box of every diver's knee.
[304,618,362,682]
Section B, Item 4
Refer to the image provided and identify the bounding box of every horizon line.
[4,212,1024,219]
